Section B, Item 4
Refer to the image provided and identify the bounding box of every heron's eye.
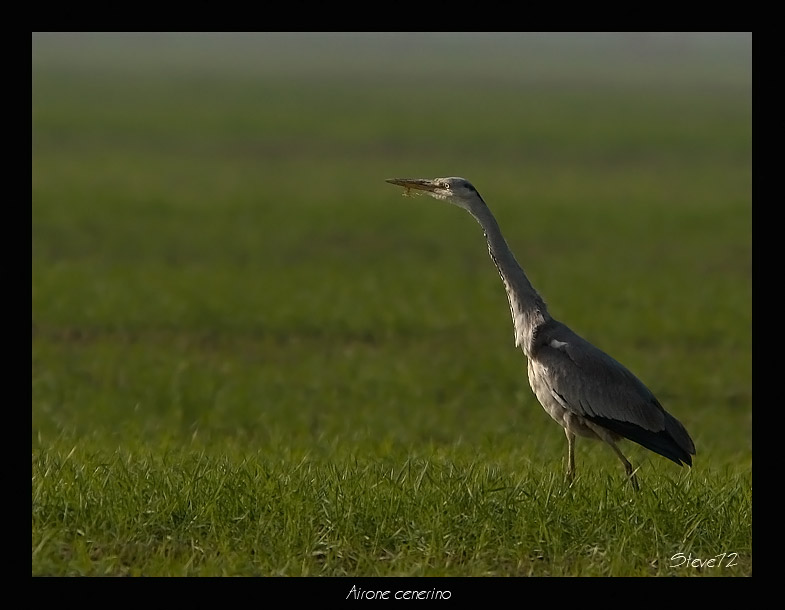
[441,182,450,189]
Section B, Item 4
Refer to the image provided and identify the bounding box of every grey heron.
[386,176,695,489]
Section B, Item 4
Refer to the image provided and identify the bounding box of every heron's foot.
[625,464,640,491]
[565,468,575,486]
[629,473,640,491]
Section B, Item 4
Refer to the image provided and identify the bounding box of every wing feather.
[535,322,666,432]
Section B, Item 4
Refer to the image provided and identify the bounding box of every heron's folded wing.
[536,333,666,433]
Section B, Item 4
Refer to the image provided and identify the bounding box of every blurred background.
[32,33,751,466]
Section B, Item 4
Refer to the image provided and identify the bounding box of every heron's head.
[385,177,485,212]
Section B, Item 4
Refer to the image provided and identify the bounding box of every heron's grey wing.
[534,322,666,432]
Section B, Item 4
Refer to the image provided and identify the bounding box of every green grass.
[33,447,750,576]
[32,33,751,576]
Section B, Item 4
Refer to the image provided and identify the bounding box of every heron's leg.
[564,429,576,483]
[607,441,639,491]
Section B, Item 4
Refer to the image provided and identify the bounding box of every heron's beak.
[385,178,439,193]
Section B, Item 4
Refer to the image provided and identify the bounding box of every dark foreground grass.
[32,34,751,577]
[33,445,750,576]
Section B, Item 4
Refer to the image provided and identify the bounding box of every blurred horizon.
[33,32,750,85]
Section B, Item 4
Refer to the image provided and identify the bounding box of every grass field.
[32,33,751,577]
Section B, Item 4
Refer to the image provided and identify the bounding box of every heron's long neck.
[469,203,550,356]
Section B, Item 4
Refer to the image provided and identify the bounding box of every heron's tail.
[588,414,696,467]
